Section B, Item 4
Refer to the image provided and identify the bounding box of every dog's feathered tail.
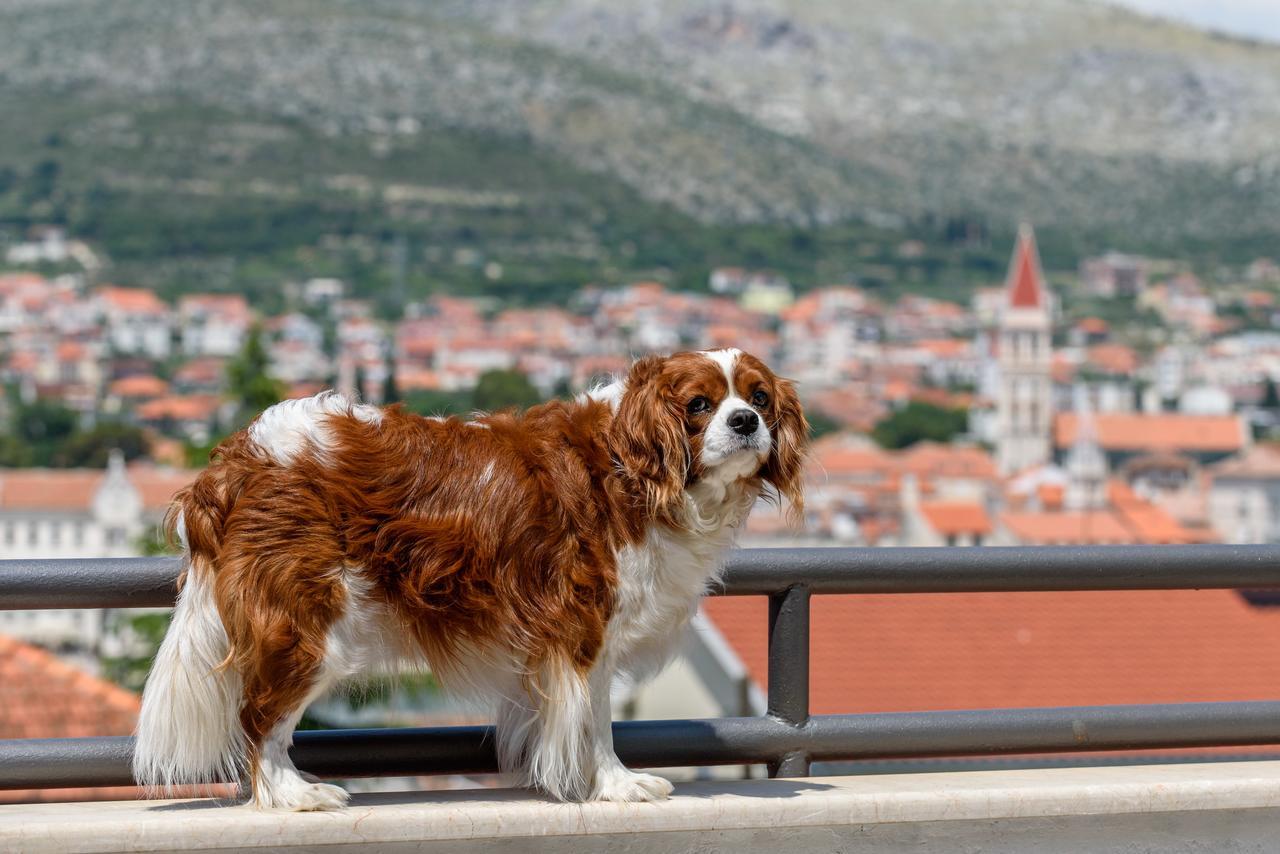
[132,496,246,794]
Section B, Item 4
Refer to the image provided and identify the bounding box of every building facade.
[996,225,1054,475]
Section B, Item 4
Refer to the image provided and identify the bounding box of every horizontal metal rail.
[2,544,1279,791]
[5,702,1280,790]
[4,544,1280,610]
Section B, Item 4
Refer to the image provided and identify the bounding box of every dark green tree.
[472,369,542,413]
[1263,377,1280,410]
[55,422,149,468]
[382,358,400,405]
[354,363,367,402]
[10,399,78,465]
[871,401,969,450]
[226,324,284,424]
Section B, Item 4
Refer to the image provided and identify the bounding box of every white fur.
[249,391,381,465]
[582,379,625,412]
[699,349,771,469]
[133,563,245,795]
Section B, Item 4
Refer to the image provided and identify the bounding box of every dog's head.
[610,348,809,522]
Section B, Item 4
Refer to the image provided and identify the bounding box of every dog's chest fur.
[605,478,757,681]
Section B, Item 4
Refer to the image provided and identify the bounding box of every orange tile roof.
[1087,343,1139,375]
[130,466,199,510]
[899,443,998,480]
[136,394,222,422]
[1006,226,1047,309]
[915,338,969,358]
[96,286,168,316]
[1000,511,1133,544]
[108,375,170,399]
[1039,483,1065,510]
[0,471,102,511]
[1212,444,1280,479]
[705,588,1280,715]
[919,501,992,536]
[0,634,141,803]
[0,467,195,512]
[0,635,233,803]
[1055,413,1245,454]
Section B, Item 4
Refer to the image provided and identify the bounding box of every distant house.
[1208,445,1280,544]
[1053,412,1248,468]
[1079,252,1149,298]
[0,454,197,650]
[94,286,172,360]
[134,394,229,443]
[178,294,251,357]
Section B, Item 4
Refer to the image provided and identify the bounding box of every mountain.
[1,0,1278,307]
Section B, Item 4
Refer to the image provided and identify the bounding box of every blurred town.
[8,223,1280,801]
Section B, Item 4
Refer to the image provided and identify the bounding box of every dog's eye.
[751,390,769,408]
[687,396,711,415]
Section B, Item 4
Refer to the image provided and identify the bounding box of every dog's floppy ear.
[763,376,809,524]
[611,355,688,518]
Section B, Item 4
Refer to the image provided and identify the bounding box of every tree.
[402,389,472,418]
[472,369,542,413]
[871,401,969,450]
[55,422,149,468]
[354,362,367,402]
[226,324,284,425]
[382,357,400,405]
[1263,377,1280,410]
[806,409,844,440]
[10,399,78,465]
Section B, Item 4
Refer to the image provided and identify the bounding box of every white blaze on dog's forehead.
[699,348,742,394]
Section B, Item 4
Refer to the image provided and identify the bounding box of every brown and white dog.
[133,348,808,809]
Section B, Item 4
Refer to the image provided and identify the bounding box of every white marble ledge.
[4,761,1280,854]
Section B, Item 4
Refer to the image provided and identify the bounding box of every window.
[27,523,38,547]
[106,527,126,547]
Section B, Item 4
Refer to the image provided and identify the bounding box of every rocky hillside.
[1,0,1277,302]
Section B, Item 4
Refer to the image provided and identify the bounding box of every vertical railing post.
[766,584,810,777]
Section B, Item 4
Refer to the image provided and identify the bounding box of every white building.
[996,225,1054,475]
[179,294,251,357]
[0,454,196,650]
[95,286,173,360]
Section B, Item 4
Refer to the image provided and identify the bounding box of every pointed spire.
[1006,223,1047,310]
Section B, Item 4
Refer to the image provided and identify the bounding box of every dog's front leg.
[585,660,674,802]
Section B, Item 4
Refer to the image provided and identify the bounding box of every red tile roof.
[136,394,222,423]
[1054,413,1245,454]
[0,467,196,512]
[0,634,142,803]
[0,635,234,803]
[919,501,993,536]
[1006,226,1046,310]
[1000,510,1134,544]
[109,375,170,399]
[704,588,1280,715]
[1086,343,1139,376]
[96,286,168,316]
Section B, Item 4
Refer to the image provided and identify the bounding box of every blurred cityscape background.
[4,0,1280,801]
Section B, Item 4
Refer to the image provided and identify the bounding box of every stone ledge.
[4,761,1280,853]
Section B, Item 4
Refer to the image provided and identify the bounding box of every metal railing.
[3,544,1280,790]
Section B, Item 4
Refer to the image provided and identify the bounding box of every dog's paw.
[254,781,350,811]
[591,767,674,802]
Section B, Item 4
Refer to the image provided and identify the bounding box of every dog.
[132,347,808,809]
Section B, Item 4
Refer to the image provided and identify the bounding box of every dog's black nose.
[728,409,759,436]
